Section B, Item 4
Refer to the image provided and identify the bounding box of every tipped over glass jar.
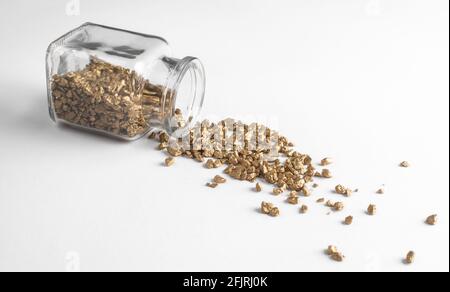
[46,23,205,140]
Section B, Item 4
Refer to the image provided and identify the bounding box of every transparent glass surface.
[46,23,205,140]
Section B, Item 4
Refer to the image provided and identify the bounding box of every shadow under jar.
[46,23,205,140]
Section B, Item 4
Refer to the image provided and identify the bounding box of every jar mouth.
[163,57,205,138]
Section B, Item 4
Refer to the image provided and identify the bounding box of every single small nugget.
[405,251,415,264]
[321,169,332,178]
[261,202,274,214]
[321,157,333,166]
[400,161,410,168]
[205,159,216,169]
[273,188,283,196]
[333,202,344,211]
[302,187,311,197]
[426,214,438,225]
[167,146,183,157]
[300,205,308,214]
[288,196,299,205]
[367,204,377,215]
[261,201,274,214]
[213,175,226,184]
[164,157,175,167]
[344,216,353,225]
[326,200,335,208]
[335,184,352,197]
[326,246,344,262]
[269,207,280,217]
[327,245,338,255]
[206,182,218,188]
[331,253,345,262]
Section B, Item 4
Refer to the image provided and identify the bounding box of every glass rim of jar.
[163,56,206,138]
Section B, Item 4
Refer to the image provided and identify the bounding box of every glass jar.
[46,22,205,140]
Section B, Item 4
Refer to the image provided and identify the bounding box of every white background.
[0,0,448,272]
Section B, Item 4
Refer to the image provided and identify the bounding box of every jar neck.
[161,56,205,137]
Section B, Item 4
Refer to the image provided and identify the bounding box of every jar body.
[46,23,205,140]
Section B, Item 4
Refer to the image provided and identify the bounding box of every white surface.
[0,0,448,272]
